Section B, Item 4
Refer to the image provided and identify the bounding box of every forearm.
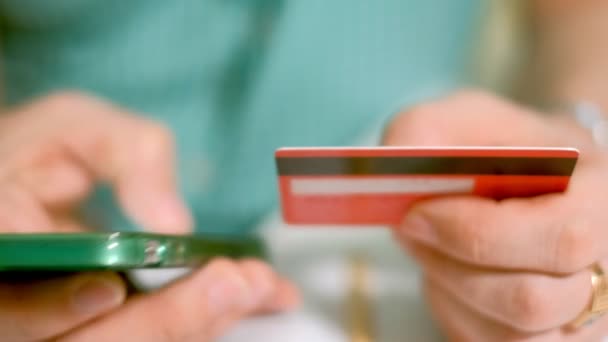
[514,0,608,110]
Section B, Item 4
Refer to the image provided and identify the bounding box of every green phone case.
[0,232,266,272]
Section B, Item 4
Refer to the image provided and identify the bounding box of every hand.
[0,91,192,234]
[384,90,608,340]
[0,92,299,341]
[57,258,299,342]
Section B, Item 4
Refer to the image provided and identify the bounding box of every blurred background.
[0,0,601,340]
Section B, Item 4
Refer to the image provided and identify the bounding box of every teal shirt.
[0,0,482,234]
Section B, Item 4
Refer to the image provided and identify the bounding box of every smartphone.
[0,232,266,272]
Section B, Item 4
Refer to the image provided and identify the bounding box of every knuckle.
[447,203,492,264]
[138,121,174,151]
[444,88,493,103]
[553,220,596,273]
[239,259,276,292]
[240,259,273,276]
[461,229,486,265]
[4,91,94,128]
[41,91,93,112]
[384,104,443,145]
[153,296,203,341]
[402,103,442,121]
[151,261,243,341]
[203,258,250,292]
[509,279,555,331]
[442,89,515,119]
[461,229,487,265]
[206,258,241,276]
[30,91,108,128]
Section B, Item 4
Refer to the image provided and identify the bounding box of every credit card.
[275,147,579,226]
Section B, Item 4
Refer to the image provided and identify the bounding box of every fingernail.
[206,276,251,315]
[152,196,193,233]
[72,278,125,315]
[401,214,435,243]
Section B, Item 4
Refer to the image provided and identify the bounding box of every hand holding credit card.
[275,147,579,225]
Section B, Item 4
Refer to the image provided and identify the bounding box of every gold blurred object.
[347,254,375,342]
[567,263,608,330]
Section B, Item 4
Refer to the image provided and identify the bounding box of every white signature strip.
[290,178,475,195]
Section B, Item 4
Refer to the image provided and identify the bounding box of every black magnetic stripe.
[276,156,577,176]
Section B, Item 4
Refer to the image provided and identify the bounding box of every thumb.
[0,272,126,342]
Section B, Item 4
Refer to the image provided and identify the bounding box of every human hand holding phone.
[0,92,298,341]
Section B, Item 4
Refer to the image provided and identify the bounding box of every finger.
[423,278,562,342]
[63,116,192,234]
[425,277,608,342]
[59,258,297,342]
[15,156,92,210]
[0,180,86,233]
[208,259,300,337]
[1,93,192,234]
[396,193,601,273]
[236,259,300,314]
[403,239,592,332]
[209,277,300,338]
[0,181,53,232]
[267,278,301,312]
[0,272,125,342]
[383,91,556,147]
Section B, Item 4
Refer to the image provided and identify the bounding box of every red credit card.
[275,147,579,226]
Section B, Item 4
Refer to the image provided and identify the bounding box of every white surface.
[127,268,193,291]
[219,214,444,342]
[291,177,474,195]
